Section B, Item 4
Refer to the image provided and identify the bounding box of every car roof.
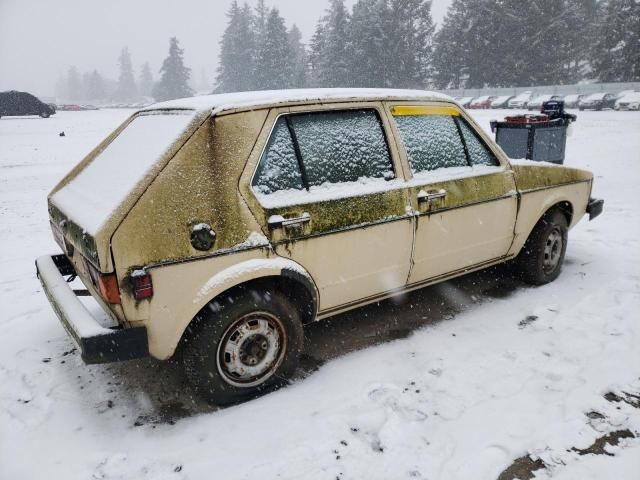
[143,88,452,115]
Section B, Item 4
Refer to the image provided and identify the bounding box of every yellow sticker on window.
[391,105,461,117]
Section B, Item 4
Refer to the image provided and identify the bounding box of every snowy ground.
[1,108,639,480]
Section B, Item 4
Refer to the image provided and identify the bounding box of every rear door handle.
[268,213,311,230]
[417,189,447,203]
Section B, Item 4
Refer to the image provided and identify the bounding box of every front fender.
[146,253,316,360]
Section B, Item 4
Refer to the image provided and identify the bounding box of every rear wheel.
[516,210,568,285]
[181,287,304,406]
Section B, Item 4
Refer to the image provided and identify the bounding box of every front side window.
[392,108,468,174]
[252,109,394,201]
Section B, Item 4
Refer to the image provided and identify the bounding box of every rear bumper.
[36,254,148,364]
[587,198,604,221]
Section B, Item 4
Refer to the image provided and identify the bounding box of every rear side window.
[252,118,304,195]
[253,109,394,197]
[289,110,393,187]
[393,112,468,173]
[458,119,499,167]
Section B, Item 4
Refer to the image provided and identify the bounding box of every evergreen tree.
[153,37,193,101]
[387,0,435,88]
[308,21,328,87]
[347,0,434,88]
[115,47,137,101]
[254,0,269,44]
[592,0,640,82]
[89,70,108,101]
[139,62,154,97]
[216,1,256,92]
[81,72,92,101]
[254,8,294,89]
[349,0,389,87]
[287,25,309,88]
[66,66,82,101]
[54,73,67,101]
[313,0,352,87]
[433,0,600,88]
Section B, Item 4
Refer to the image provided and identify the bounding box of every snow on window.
[291,110,393,187]
[253,109,394,201]
[252,118,304,195]
[458,119,499,167]
[394,114,468,174]
[51,112,196,235]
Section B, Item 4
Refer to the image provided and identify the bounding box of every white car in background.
[616,90,636,100]
[615,91,640,111]
[508,91,534,109]
[457,96,474,108]
[490,95,514,109]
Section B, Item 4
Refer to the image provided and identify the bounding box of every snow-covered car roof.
[617,92,640,102]
[585,93,607,100]
[144,88,452,115]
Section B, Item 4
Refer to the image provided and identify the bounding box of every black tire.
[516,210,568,286]
[181,287,304,406]
[40,111,50,118]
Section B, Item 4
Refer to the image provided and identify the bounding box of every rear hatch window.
[51,112,196,236]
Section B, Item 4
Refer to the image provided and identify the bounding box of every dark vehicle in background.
[490,95,514,108]
[578,93,617,111]
[0,91,56,118]
[562,94,585,108]
[527,94,562,111]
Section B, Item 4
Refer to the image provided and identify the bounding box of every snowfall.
[0,107,639,480]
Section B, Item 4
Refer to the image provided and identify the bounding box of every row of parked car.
[457,90,640,111]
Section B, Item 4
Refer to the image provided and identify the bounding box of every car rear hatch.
[47,110,201,299]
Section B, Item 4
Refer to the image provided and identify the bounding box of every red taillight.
[131,271,153,300]
[86,261,121,305]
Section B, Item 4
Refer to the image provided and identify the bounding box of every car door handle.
[417,189,447,203]
[268,213,311,230]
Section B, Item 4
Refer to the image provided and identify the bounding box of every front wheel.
[40,111,50,118]
[515,210,568,285]
[181,287,304,405]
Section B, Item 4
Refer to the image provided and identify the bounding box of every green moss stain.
[111,111,267,269]
[512,164,592,192]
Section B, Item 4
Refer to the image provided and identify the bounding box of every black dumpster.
[490,100,577,164]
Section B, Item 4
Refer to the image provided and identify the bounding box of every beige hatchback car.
[37,89,603,405]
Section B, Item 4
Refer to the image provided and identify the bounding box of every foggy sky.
[0,0,451,98]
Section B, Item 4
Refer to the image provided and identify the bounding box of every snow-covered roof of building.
[146,88,452,115]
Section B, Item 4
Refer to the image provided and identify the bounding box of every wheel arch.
[510,193,576,258]
[165,258,318,360]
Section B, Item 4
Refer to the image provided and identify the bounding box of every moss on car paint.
[511,163,592,192]
[263,188,408,238]
[111,111,268,272]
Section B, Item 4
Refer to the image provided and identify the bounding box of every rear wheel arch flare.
[178,273,318,355]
